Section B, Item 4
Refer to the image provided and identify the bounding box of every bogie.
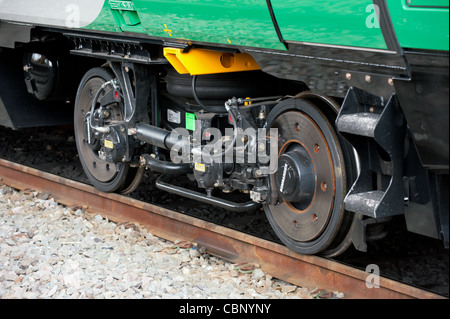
[0,1,448,256]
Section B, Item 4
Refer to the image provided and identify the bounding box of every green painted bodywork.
[270,1,387,50]
[132,0,285,50]
[387,0,449,51]
[84,0,449,52]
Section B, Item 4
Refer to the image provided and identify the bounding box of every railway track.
[0,158,445,299]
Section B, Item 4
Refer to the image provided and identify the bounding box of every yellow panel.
[163,47,260,75]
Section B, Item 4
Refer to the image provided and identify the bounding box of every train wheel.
[74,67,130,193]
[264,97,356,255]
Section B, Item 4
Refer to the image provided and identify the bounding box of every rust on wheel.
[264,97,354,255]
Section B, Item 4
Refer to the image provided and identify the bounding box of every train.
[0,0,448,257]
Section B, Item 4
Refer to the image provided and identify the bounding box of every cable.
[88,80,118,134]
[191,75,206,109]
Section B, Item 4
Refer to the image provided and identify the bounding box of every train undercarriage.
[0,29,448,257]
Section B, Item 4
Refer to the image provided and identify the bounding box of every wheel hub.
[275,147,315,208]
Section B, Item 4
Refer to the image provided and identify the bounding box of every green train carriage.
[0,0,448,256]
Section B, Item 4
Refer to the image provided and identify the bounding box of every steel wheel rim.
[264,98,347,254]
[76,77,119,182]
[269,111,336,242]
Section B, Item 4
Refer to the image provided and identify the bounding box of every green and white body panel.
[85,0,450,52]
[1,0,448,51]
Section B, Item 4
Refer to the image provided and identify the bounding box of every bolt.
[365,75,371,83]
[258,109,266,120]
[139,156,146,166]
[258,142,265,152]
[346,73,352,80]
[388,78,394,86]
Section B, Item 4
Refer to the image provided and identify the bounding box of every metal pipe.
[151,74,160,157]
[134,122,181,150]
[142,154,191,175]
[155,174,260,212]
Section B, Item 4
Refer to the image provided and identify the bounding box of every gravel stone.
[0,182,336,299]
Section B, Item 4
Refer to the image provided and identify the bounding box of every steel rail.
[0,158,445,299]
